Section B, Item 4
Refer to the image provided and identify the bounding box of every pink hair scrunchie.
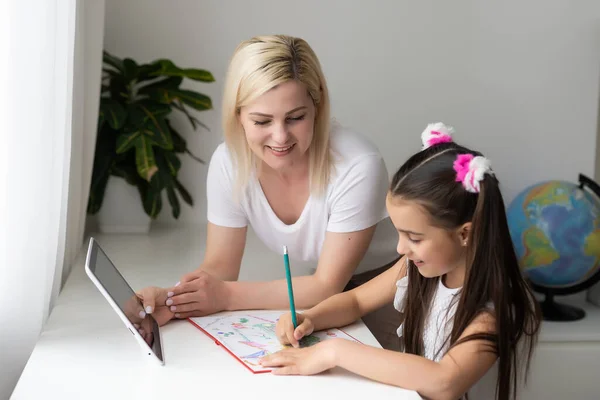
[453,153,492,193]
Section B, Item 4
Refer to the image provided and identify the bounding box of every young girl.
[259,123,541,400]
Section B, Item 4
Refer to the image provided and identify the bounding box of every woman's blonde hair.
[221,34,332,196]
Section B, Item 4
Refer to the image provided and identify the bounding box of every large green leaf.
[107,75,129,102]
[144,121,172,149]
[173,89,212,111]
[123,58,139,82]
[111,162,142,186]
[138,104,173,150]
[135,135,158,181]
[125,103,147,130]
[149,59,215,82]
[127,101,171,128]
[87,126,117,214]
[164,120,205,163]
[166,185,181,219]
[143,185,162,219]
[138,101,171,117]
[146,88,212,111]
[175,179,193,206]
[136,63,162,82]
[115,131,140,154]
[103,50,124,73]
[168,121,187,153]
[100,99,127,130]
[123,102,172,146]
[154,151,181,219]
[137,76,183,94]
[163,151,181,175]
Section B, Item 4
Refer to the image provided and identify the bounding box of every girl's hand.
[275,312,314,348]
[259,340,338,375]
[166,270,230,318]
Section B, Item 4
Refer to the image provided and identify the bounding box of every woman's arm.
[137,223,247,321]
[226,225,379,310]
[172,224,389,317]
[193,222,247,281]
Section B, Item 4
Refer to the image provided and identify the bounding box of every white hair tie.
[421,122,455,149]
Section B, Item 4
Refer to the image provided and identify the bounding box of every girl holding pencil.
[260,123,541,400]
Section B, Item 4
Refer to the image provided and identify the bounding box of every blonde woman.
[140,35,401,350]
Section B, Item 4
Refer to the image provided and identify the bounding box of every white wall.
[102,0,600,225]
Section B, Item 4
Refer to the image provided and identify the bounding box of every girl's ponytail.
[451,173,541,400]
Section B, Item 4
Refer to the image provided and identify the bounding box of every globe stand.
[539,293,585,322]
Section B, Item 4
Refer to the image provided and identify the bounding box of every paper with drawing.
[189,311,360,372]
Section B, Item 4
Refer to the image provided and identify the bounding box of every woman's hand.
[136,286,175,326]
[122,293,148,329]
[275,312,314,348]
[259,340,339,375]
[166,270,230,318]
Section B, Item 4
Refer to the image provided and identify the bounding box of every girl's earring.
[463,240,468,246]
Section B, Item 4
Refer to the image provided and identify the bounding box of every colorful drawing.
[189,311,360,372]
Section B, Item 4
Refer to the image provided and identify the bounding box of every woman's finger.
[171,307,217,318]
[180,270,202,283]
[166,291,197,306]
[168,301,202,313]
[168,280,199,297]
[138,286,167,314]
[173,309,212,319]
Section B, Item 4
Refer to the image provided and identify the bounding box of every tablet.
[84,237,164,365]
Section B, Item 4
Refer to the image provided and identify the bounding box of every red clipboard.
[187,317,272,374]
[186,313,363,374]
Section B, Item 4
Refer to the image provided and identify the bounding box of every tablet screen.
[88,241,163,362]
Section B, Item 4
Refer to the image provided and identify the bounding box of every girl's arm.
[262,309,496,400]
[330,312,497,400]
[301,255,406,331]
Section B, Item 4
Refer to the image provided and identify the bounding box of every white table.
[11,226,421,400]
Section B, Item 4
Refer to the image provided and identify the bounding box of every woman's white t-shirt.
[206,124,398,274]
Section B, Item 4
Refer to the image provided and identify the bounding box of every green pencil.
[283,245,298,328]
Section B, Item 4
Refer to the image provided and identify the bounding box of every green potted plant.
[87,51,214,232]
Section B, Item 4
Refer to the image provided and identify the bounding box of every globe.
[507,174,600,321]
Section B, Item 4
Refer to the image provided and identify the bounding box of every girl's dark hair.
[390,141,541,400]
